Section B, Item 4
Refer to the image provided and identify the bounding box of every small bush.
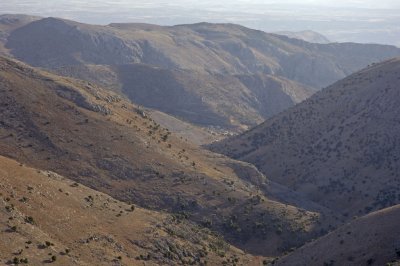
[25,216,35,225]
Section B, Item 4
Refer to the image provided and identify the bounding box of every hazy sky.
[3,0,400,9]
[3,0,400,13]
[252,0,400,8]
[1,0,400,46]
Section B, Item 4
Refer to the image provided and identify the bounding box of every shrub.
[25,216,35,225]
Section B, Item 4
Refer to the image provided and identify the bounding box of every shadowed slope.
[211,58,400,218]
[275,205,400,266]
[54,63,315,130]
[0,14,41,54]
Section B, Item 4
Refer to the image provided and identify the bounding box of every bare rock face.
[211,58,400,217]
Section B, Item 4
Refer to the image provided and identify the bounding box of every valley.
[0,57,336,260]
[0,12,399,266]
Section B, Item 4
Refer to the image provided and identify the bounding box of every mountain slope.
[3,16,400,129]
[0,56,334,256]
[0,155,258,265]
[0,14,40,55]
[234,73,316,120]
[5,18,400,88]
[275,205,400,266]
[54,63,315,130]
[211,58,400,218]
[275,30,330,44]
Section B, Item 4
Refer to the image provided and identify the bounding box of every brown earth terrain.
[0,56,335,257]
[0,155,260,265]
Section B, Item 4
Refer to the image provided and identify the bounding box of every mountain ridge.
[3,15,400,129]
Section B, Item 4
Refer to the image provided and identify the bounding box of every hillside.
[274,205,400,266]
[148,109,225,145]
[54,63,315,130]
[0,14,40,54]
[275,30,330,44]
[6,17,400,88]
[211,58,400,218]
[0,155,259,265]
[3,15,400,129]
[0,56,337,257]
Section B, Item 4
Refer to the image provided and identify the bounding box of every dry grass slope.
[0,155,259,265]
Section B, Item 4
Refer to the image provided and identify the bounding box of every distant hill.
[276,30,330,44]
[6,17,400,88]
[0,14,40,54]
[211,58,400,218]
[2,15,400,129]
[56,63,314,130]
[275,205,400,266]
[0,56,337,256]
